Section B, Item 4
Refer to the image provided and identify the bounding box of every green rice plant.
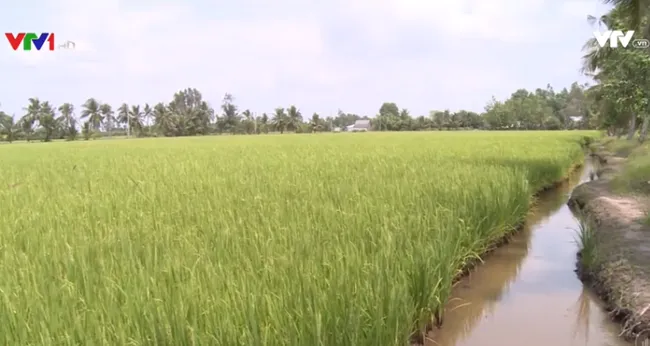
[0,130,598,346]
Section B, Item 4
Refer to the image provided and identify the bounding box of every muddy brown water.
[426,162,633,346]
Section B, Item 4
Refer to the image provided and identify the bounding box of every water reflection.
[571,287,592,346]
[426,163,630,346]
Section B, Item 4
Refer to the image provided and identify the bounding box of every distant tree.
[116,103,129,135]
[100,103,114,137]
[81,98,103,133]
[272,108,287,134]
[143,103,152,135]
[58,103,76,140]
[128,105,143,136]
[0,113,19,143]
[221,93,239,134]
[153,102,173,136]
[310,113,322,132]
[38,101,58,142]
[82,121,92,140]
[260,113,269,134]
[21,97,41,142]
[286,106,302,132]
[8,77,608,143]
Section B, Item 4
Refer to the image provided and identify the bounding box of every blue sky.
[0,0,610,118]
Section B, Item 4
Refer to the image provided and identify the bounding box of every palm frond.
[602,0,645,30]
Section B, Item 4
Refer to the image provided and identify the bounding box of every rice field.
[0,131,596,346]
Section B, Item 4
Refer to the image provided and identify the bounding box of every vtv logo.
[594,30,635,48]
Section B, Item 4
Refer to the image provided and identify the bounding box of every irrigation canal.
[426,159,632,346]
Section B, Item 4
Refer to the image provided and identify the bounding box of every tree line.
[0,81,613,143]
[580,0,650,143]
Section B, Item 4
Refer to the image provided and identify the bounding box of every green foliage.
[82,121,92,140]
[610,141,650,194]
[0,131,595,345]
[575,215,600,272]
[582,3,650,141]
[0,112,19,143]
[483,83,594,130]
[0,81,601,143]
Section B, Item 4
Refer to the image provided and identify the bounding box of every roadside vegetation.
[0,131,595,345]
[609,141,650,194]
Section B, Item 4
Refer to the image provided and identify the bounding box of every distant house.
[333,127,342,132]
[570,116,583,123]
[350,119,371,132]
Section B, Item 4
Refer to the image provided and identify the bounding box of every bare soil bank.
[569,149,650,342]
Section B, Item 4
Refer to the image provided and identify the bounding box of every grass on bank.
[607,139,638,157]
[575,215,600,272]
[0,131,596,346]
[607,140,650,196]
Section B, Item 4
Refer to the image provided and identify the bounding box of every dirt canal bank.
[569,146,650,343]
[424,162,633,346]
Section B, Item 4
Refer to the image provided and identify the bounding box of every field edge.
[417,156,586,343]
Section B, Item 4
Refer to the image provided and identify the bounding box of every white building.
[349,119,370,132]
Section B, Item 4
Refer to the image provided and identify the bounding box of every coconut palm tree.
[582,11,620,76]
[153,102,174,136]
[116,103,129,136]
[286,105,302,132]
[594,0,650,141]
[128,105,143,136]
[272,107,287,134]
[23,97,40,119]
[58,103,77,140]
[58,103,74,128]
[99,104,114,138]
[80,98,103,132]
[38,102,58,142]
[603,0,650,38]
[582,6,649,140]
[20,98,40,142]
[241,109,255,134]
[143,103,152,135]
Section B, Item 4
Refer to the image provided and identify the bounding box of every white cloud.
[560,1,609,19]
[339,0,549,42]
[49,0,333,89]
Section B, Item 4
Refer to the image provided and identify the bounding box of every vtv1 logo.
[594,30,650,49]
[4,33,63,51]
